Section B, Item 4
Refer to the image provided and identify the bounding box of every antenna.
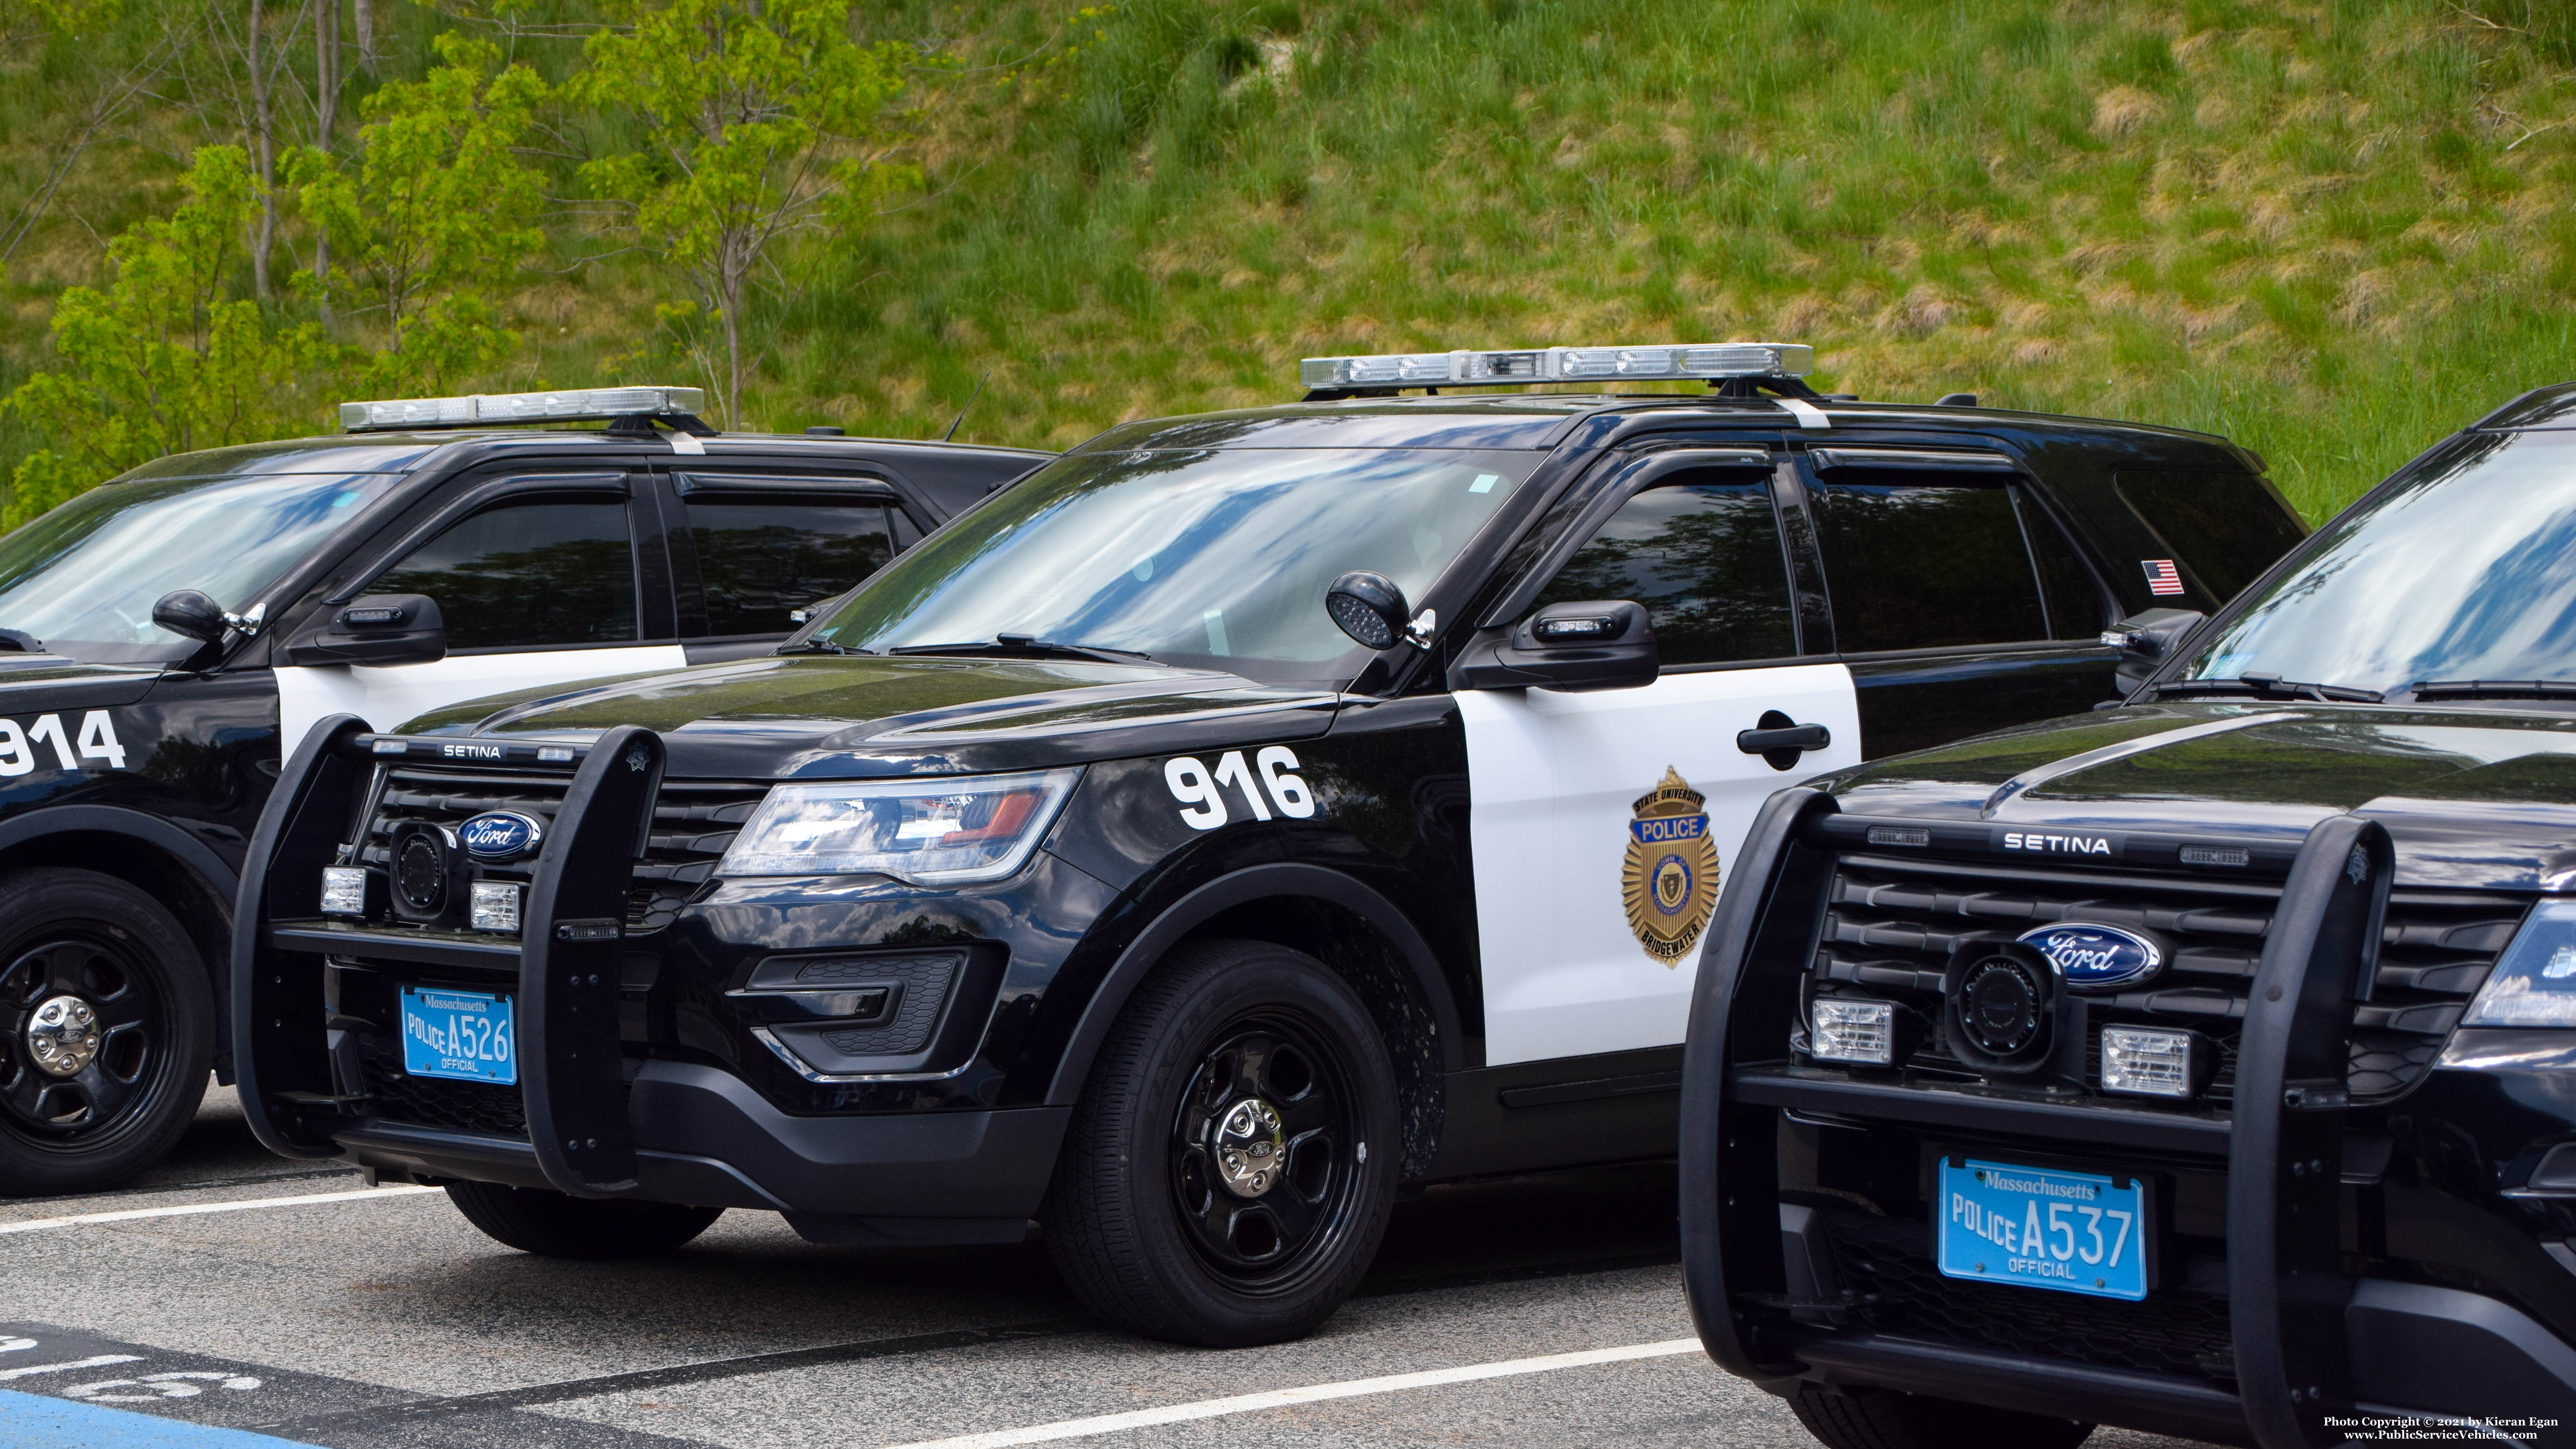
[941,371,991,443]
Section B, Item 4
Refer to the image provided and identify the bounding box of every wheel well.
[0,832,233,1072]
[1183,897,1447,1182]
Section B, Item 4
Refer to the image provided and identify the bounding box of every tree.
[292,31,545,393]
[3,146,327,528]
[571,0,913,428]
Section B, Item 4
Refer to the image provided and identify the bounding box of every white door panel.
[276,646,690,751]
[1461,663,1861,1065]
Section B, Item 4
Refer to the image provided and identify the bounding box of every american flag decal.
[2141,559,2185,596]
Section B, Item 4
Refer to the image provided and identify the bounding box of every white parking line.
[0,1185,439,1235]
[880,1338,1707,1449]
[0,1354,142,1380]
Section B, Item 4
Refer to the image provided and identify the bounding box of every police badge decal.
[1623,766,1720,966]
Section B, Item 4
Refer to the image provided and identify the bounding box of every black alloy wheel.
[0,868,211,1196]
[1168,1016,1361,1289]
[1046,938,1401,1347]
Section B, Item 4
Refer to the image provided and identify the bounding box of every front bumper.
[335,1059,1067,1242]
[1680,790,2576,1447]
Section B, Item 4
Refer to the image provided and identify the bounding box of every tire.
[445,1181,723,1258]
[1044,937,1402,1348]
[1785,1381,2093,1449]
[0,867,213,1197]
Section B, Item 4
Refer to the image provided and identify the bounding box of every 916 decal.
[1165,746,1317,830]
[0,711,128,775]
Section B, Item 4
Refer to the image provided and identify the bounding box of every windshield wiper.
[2152,673,2384,704]
[890,633,1151,665]
[2409,679,2576,702]
[777,637,868,656]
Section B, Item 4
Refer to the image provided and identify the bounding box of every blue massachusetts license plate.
[1937,1157,2148,1301]
[399,987,517,1086]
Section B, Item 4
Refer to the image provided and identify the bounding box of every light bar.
[1300,342,1811,391]
[1810,998,1896,1066]
[339,385,706,432]
[2100,1026,2195,1098]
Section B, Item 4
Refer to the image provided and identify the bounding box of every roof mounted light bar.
[338,385,711,433]
[1299,342,1812,392]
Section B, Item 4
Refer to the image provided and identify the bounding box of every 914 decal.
[0,710,129,775]
[1164,746,1316,830]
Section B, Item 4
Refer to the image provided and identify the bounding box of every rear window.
[2114,472,2307,601]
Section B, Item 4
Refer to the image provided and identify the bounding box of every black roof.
[1077,393,2253,457]
[111,429,1050,482]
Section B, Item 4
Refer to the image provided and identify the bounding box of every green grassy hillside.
[9,0,2576,522]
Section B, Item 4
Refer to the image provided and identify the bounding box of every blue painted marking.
[0,1388,316,1449]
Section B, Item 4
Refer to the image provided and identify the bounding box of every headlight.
[718,768,1081,884]
[2463,900,2576,1028]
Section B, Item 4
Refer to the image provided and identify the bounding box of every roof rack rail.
[1299,342,1813,402]
[337,385,717,436]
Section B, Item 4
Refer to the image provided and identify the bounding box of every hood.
[1826,703,2576,891]
[0,655,161,709]
[399,654,1339,779]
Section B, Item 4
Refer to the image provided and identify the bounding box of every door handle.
[1739,710,1831,771]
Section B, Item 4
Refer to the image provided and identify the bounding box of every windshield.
[2182,431,2576,696]
[807,447,1540,681]
[0,472,399,662]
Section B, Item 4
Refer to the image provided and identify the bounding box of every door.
[275,487,684,745]
[663,474,911,664]
[1460,456,1864,1066]
[1801,448,2119,756]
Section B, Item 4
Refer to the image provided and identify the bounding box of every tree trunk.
[721,277,742,432]
[353,0,375,77]
[248,0,274,299]
[313,0,336,316]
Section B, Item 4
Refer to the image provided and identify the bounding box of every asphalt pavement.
[0,1084,2210,1449]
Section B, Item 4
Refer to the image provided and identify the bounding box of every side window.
[1810,470,2045,652]
[1529,471,1797,666]
[371,498,639,651]
[2014,490,2108,640]
[685,497,895,637]
[2114,470,2308,600]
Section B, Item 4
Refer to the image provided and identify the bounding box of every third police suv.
[228,342,2305,1345]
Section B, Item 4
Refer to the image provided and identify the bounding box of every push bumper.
[1678,792,2558,1448]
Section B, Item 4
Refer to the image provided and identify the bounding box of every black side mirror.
[1326,571,1411,650]
[2103,607,2206,697]
[1455,600,1658,692]
[152,589,229,646]
[280,594,447,667]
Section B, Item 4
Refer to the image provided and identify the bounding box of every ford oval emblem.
[2017,923,2163,992]
[457,811,543,862]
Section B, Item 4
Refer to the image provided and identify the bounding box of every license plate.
[1936,1157,2148,1301]
[399,987,517,1086]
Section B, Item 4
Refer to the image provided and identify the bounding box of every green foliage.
[291,32,547,393]
[2,147,324,528]
[570,0,913,427]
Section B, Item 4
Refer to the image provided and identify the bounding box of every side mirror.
[152,589,229,646]
[1326,571,1411,650]
[1455,600,1658,692]
[2102,607,2206,696]
[280,594,447,668]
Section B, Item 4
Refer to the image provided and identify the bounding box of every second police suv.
[0,387,1041,1194]
[231,342,2306,1346]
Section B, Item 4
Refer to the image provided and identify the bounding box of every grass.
[9,0,2576,523]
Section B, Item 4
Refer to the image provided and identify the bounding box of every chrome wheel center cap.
[25,995,99,1077]
[1214,1097,1285,1198]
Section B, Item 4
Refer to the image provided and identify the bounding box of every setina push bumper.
[230,716,1063,1246]
[1678,789,2576,1448]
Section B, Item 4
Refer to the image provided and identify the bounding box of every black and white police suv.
[1677,385,2576,1448]
[230,342,2303,1347]
[0,385,1043,1195]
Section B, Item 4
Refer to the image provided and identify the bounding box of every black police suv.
[1677,385,2576,1448]
[230,343,2304,1347]
[0,385,1043,1196]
